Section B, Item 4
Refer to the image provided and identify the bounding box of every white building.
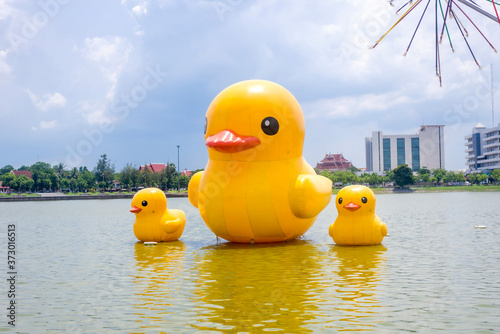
[365,125,445,172]
[465,123,500,172]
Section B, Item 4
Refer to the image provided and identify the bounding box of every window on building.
[397,138,405,166]
[383,138,391,171]
[411,138,420,171]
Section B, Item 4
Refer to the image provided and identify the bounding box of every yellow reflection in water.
[191,240,326,333]
[132,241,186,328]
[326,245,387,332]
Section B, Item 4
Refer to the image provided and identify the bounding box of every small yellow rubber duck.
[130,188,186,242]
[329,185,387,246]
[188,80,332,243]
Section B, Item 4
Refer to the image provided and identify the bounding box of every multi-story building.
[465,123,500,172]
[365,125,445,172]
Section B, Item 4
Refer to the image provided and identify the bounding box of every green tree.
[13,175,34,192]
[432,168,447,184]
[478,173,489,184]
[443,171,456,184]
[94,154,115,190]
[53,163,67,191]
[158,168,171,190]
[417,167,431,182]
[164,163,179,189]
[140,167,154,187]
[384,169,395,182]
[79,170,95,192]
[119,164,140,190]
[0,165,14,175]
[31,162,57,191]
[467,173,488,185]
[0,173,16,187]
[491,169,500,184]
[60,178,70,191]
[393,164,415,188]
[179,175,190,189]
[368,173,380,186]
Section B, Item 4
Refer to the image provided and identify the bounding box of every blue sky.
[1,0,499,172]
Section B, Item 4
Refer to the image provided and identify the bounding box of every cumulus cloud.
[28,91,67,111]
[132,4,147,16]
[0,0,14,21]
[78,36,133,102]
[78,100,110,126]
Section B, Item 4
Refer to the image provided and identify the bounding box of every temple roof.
[316,153,353,171]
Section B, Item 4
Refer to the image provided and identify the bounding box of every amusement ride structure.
[372,0,500,85]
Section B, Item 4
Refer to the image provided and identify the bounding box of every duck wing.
[289,174,332,219]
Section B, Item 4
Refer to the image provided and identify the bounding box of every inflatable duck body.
[329,185,387,245]
[130,188,186,242]
[188,80,332,243]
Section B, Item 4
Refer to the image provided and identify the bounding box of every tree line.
[2,157,500,193]
[319,165,500,188]
[0,154,196,193]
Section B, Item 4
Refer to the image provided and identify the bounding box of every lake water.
[1,192,500,333]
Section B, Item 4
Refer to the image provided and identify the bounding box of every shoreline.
[2,185,499,201]
[334,185,500,195]
[0,192,188,202]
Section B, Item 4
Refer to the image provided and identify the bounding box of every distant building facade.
[465,123,500,172]
[315,153,353,172]
[365,125,445,172]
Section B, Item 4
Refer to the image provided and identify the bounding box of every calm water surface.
[1,192,500,333]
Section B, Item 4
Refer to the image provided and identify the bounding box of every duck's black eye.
[261,117,279,135]
[361,197,367,204]
[204,117,207,134]
[141,200,148,207]
[338,197,343,205]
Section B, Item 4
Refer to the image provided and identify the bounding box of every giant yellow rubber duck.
[130,188,186,242]
[329,185,387,246]
[188,80,332,243]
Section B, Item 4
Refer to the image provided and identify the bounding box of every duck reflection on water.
[324,244,388,331]
[191,239,326,333]
[132,241,186,328]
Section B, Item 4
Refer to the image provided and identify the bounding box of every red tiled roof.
[316,153,353,171]
[150,163,166,172]
[139,163,166,173]
[181,169,192,177]
[10,170,32,179]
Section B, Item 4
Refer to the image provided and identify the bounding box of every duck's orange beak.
[206,129,260,153]
[130,206,142,213]
[344,202,361,212]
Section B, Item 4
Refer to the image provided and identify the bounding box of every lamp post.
[177,145,180,192]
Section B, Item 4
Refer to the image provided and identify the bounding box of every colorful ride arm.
[289,174,332,219]
[188,171,203,208]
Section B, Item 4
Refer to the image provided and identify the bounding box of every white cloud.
[132,4,147,16]
[78,100,111,126]
[0,50,11,75]
[78,36,133,102]
[304,92,413,119]
[40,120,57,129]
[28,91,67,111]
[0,0,14,21]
